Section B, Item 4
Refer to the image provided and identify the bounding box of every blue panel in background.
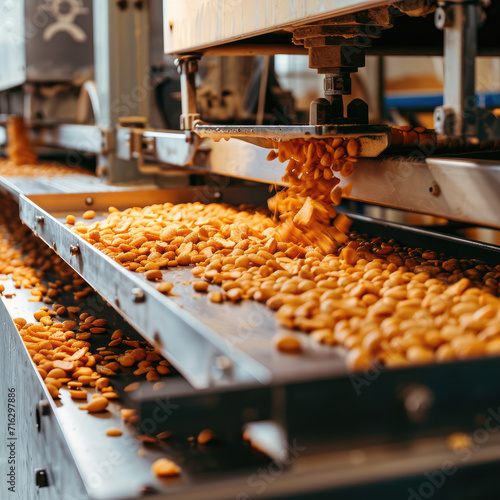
[385,92,500,109]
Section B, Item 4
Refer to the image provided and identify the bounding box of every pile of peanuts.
[267,137,358,254]
[72,202,276,285]
[0,158,93,177]
[70,133,500,370]
[0,198,172,409]
[16,307,172,406]
[389,125,436,149]
[1,115,92,177]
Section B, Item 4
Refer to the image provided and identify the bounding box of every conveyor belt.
[8,279,500,500]
[7,175,500,498]
[16,187,343,389]
[2,168,500,388]
[8,281,500,500]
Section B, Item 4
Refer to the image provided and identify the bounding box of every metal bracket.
[175,54,201,131]
[434,0,500,142]
[116,121,202,168]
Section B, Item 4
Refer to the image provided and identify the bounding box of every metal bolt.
[131,288,146,303]
[35,468,49,488]
[153,331,163,349]
[36,215,44,225]
[429,182,441,197]
[435,6,453,29]
[212,355,233,380]
[434,106,456,135]
[85,197,94,206]
[38,399,50,416]
[187,59,198,74]
[36,399,49,433]
[69,245,80,256]
[403,384,434,424]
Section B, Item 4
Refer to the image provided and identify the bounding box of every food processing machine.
[3,1,500,499]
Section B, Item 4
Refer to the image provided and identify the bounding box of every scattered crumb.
[106,427,123,437]
[151,458,181,478]
[197,429,215,445]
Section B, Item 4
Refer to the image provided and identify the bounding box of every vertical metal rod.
[256,55,271,125]
[377,55,385,123]
[180,72,197,123]
[177,56,200,130]
[23,84,35,124]
[443,2,477,137]
[93,0,150,182]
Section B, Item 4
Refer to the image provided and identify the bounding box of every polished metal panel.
[35,124,106,154]
[0,0,93,90]
[0,124,6,146]
[209,138,287,184]
[117,126,201,167]
[0,174,142,200]
[0,0,26,90]
[341,156,500,228]
[163,0,390,54]
[200,139,500,229]
[146,130,201,166]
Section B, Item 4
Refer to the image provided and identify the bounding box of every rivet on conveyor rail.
[69,244,80,256]
[36,215,44,225]
[85,196,94,206]
[131,287,146,303]
[153,331,163,350]
[429,182,441,197]
[35,469,49,488]
[36,399,50,433]
[211,355,233,381]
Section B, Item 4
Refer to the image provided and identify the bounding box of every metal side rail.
[204,142,500,229]
[0,173,145,201]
